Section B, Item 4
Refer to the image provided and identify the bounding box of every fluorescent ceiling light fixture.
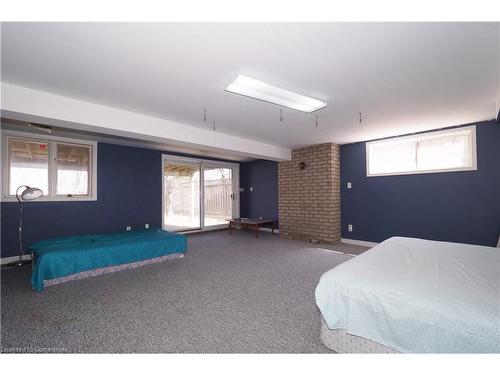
[225,75,327,113]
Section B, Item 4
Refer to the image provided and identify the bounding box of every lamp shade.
[20,186,43,201]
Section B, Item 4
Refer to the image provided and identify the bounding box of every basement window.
[366,126,477,176]
[2,131,97,201]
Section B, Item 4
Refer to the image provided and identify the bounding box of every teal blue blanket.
[30,228,186,291]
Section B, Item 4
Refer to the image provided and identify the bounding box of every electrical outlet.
[348,224,353,232]
[126,226,131,231]
[347,182,352,189]
[145,224,149,229]
[239,187,245,192]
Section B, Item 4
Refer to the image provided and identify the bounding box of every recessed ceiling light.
[225,75,327,113]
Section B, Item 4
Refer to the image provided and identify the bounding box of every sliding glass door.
[163,161,201,231]
[163,156,239,232]
[203,167,233,226]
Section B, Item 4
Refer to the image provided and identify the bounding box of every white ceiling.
[1,22,499,148]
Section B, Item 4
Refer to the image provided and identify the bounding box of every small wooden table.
[227,218,277,238]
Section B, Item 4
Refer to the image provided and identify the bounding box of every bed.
[315,236,500,353]
[30,228,187,291]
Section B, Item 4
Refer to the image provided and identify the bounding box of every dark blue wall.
[1,143,164,258]
[240,160,279,221]
[4,121,495,257]
[1,142,241,258]
[340,121,500,247]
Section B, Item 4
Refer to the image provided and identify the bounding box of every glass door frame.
[162,155,202,232]
[162,154,240,232]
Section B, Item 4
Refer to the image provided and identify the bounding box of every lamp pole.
[16,185,27,266]
[1,185,43,269]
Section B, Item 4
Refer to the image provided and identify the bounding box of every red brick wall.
[278,143,340,243]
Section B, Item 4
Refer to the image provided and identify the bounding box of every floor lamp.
[1,185,43,269]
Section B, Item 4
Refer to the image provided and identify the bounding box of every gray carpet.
[1,230,366,353]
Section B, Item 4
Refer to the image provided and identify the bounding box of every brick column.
[278,143,340,243]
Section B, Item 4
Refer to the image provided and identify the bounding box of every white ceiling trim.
[0,83,291,161]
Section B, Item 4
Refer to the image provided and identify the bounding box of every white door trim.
[161,154,239,232]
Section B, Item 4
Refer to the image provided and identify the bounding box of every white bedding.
[315,237,500,353]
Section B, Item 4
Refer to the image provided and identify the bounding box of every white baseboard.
[1,254,32,265]
[341,238,378,247]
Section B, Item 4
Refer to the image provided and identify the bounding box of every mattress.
[320,316,398,353]
[315,237,500,353]
[30,228,187,291]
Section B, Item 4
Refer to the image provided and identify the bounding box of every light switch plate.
[347,182,352,189]
[126,226,131,231]
[348,224,353,232]
[145,224,149,229]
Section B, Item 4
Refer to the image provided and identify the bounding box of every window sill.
[366,165,477,177]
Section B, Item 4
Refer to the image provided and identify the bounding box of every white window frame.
[366,125,477,177]
[2,130,98,202]
[161,154,240,233]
